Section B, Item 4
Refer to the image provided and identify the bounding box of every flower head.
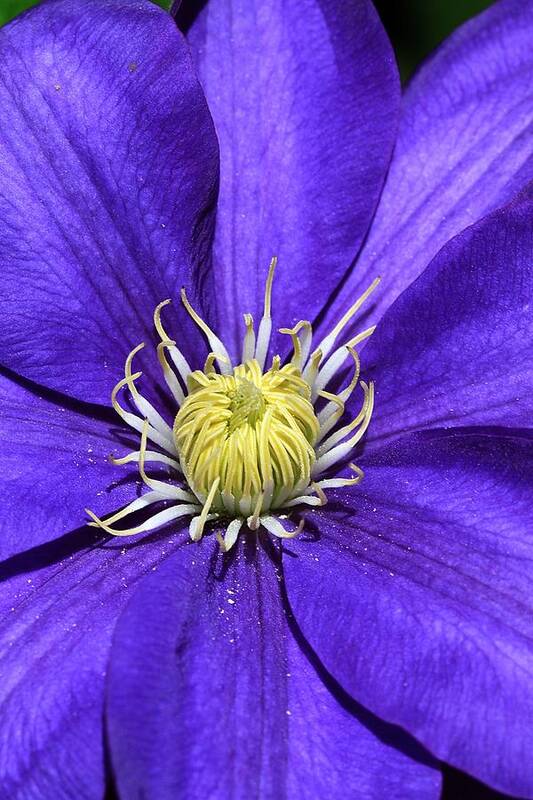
[0,0,532,798]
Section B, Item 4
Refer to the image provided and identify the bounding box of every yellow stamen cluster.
[86,257,378,552]
[174,359,319,519]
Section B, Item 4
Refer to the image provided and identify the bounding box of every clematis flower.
[0,0,532,797]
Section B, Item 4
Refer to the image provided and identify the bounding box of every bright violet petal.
[364,188,533,446]
[284,619,441,799]
[176,0,400,355]
[327,0,533,329]
[108,537,440,799]
[0,370,137,560]
[284,428,533,798]
[0,527,184,798]
[0,0,218,404]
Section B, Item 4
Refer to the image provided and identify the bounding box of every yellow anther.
[173,359,320,515]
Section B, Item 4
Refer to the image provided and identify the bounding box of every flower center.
[174,359,319,517]
[86,257,379,552]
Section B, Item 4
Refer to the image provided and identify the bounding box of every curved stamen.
[316,390,345,443]
[315,463,364,489]
[318,347,361,425]
[181,288,232,374]
[157,339,186,405]
[111,449,182,473]
[314,277,380,362]
[204,351,230,374]
[279,323,302,367]
[86,503,201,537]
[153,299,172,341]
[247,489,265,531]
[294,320,313,370]
[138,419,194,501]
[154,300,192,384]
[260,516,304,539]
[285,483,327,508]
[313,382,374,476]
[125,344,174,440]
[86,491,163,529]
[255,256,277,371]
[189,478,221,542]
[111,374,176,455]
[316,381,372,458]
[314,326,374,397]
[216,519,243,553]
[302,348,323,386]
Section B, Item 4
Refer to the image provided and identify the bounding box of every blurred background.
[0,0,493,81]
[374,0,492,79]
[0,1,514,799]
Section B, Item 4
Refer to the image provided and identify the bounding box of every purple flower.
[0,0,532,797]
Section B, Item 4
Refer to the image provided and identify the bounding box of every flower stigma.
[86,259,379,552]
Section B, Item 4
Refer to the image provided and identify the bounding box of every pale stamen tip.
[311,483,328,506]
[85,508,99,527]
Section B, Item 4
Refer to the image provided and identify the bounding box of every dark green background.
[0,0,169,26]
[1,0,493,80]
[375,0,493,79]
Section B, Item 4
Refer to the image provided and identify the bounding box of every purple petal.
[0,526,181,797]
[108,537,440,799]
[328,0,533,328]
[0,371,136,560]
[364,188,533,445]
[284,428,533,797]
[0,0,218,404]
[176,0,400,355]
